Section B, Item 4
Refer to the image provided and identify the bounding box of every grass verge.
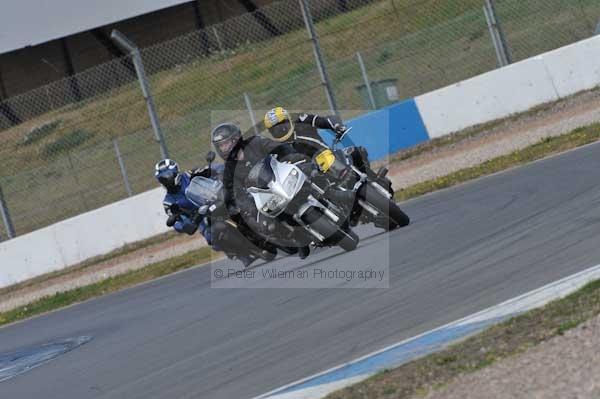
[0,246,216,327]
[2,122,600,329]
[395,123,600,202]
[325,278,600,399]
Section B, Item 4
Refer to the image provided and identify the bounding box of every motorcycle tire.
[360,182,410,229]
[301,207,359,252]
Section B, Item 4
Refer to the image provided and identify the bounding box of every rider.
[211,122,312,259]
[263,107,394,229]
[263,107,348,158]
[154,158,255,267]
[264,107,361,203]
[263,107,373,185]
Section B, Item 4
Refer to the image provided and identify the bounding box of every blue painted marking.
[319,99,430,160]
[387,99,430,153]
[271,316,508,396]
[0,336,93,383]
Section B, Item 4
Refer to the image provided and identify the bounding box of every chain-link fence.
[0,0,598,241]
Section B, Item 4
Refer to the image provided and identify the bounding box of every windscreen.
[247,157,275,190]
[185,177,223,206]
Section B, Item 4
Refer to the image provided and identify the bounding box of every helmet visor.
[215,136,239,159]
[269,120,293,141]
[157,170,179,191]
[247,157,275,189]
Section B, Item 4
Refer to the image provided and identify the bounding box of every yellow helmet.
[264,107,295,142]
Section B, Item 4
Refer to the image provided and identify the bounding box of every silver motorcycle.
[246,155,359,252]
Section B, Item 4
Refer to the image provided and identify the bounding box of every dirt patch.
[423,312,600,399]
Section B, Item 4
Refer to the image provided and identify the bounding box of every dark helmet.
[264,107,294,142]
[154,159,181,193]
[211,123,242,160]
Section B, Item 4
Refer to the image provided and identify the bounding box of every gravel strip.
[422,314,600,399]
[0,237,208,313]
[388,90,600,189]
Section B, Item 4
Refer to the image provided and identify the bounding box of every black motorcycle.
[312,128,410,231]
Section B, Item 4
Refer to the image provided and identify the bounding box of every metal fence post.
[484,4,504,67]
[356,51,377,110]
[299,0,339,116]
[483,0,512,67]
[244,92,260,134]
[212,26,235,73]
[488,0,512,64]
[112,138,133,197]
[0,183,15,239]
[212,26,225,52]
[111,30,170,159]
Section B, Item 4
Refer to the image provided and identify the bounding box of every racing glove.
[333,123,348,139]
[326,116,348,139]
[166,214,179,227]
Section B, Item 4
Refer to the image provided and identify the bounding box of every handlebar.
[333,126,353,148]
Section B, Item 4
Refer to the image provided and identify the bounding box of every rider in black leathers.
[263,107,346,157]
[263,106,373,176]
[262,107,395,229]
[211,122,312,259]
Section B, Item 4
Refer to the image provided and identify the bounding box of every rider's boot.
[298,246,310,260]
[237,254,256,268]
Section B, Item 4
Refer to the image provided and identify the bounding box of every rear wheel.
[301,207,359,252]
[334,227,359,252]
[360,182,410,229]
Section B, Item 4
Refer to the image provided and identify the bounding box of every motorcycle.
[185,151,278,264]
[245,154,359,252]
[313,128,410,231]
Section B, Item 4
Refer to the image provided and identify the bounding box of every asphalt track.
[4,142,600,398]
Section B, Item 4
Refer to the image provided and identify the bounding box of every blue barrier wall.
[320,99,430,160]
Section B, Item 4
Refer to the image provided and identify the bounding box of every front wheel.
[360,182,410,230]
[301,207,359,252]
[333,227,359,252]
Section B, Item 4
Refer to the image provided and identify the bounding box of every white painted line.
[254,262,600,399]
[261,376,366,399]
[457,263,600,326]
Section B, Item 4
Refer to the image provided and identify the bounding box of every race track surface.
[3,142,600,398]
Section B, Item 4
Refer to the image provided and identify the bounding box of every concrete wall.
[4,35,600,288]
[415,35,600,139]
[332,35,600,158]
[542,36,600,98]
[0,188,168,288]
